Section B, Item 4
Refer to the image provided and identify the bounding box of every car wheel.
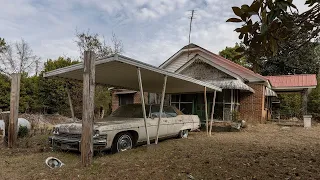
[112,132,133,153]
[179,129,189,138]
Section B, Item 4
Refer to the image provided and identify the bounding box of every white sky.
[0,0,310,66]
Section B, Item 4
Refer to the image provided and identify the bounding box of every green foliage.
[39,57,80,115]
[219,43,250,68]
[262,42,320,75]
[308,76,320,120]
[0,37,6,53]
[0,55,112,118]
[0,74,10,110]
[227,0,320,72]
[278,93,302,119]
[18,125,29,138]
[95,85,112,118]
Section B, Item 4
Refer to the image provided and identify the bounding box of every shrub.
[18,125,29,138]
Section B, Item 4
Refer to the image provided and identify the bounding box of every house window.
[119,94,134,106]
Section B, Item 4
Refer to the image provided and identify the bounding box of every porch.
[169,89,240,122]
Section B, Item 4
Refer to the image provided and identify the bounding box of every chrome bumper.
[49,135,108,151]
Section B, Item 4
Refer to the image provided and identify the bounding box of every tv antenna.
[188,9,196,59]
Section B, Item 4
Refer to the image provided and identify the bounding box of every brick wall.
[111,90,148,112]
[111,92,120,112]
[239,83,267,124]
[133,92,148,104]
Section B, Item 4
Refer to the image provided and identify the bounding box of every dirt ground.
[1,123,320,180]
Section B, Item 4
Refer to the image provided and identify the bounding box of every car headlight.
[53,127,59,135]
[93,130,100,138]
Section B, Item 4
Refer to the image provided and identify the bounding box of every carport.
[44,52,221,166]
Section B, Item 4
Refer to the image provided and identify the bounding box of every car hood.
[57,117,143,134]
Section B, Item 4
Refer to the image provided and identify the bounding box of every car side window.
[163,106,177,117]
[149,105,178,118]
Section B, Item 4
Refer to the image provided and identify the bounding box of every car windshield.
[110,104,182,118]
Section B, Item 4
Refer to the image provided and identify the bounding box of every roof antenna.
[188,9,195,60]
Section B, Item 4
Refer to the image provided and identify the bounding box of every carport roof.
[44,54,221,94]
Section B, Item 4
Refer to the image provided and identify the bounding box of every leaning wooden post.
[209,90,216,136]
[155,75,167,144]
[66,84,75,121]
[204,86,209,135]
[8,73,21,148]
[137,68,150,145]
[81,51,95,167]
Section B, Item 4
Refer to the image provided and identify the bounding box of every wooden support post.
[81,51,95,167]
[66,85,75,121]
[209,91,216,136]
[155,75,167,144]
[301,88,308,116]
[137,68,150,145]
[204,87,209,135]
[8,73,21,148]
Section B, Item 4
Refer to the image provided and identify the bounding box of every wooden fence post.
[8,73,21,148]
[81,51,95,167]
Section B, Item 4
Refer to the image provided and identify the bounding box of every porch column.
[301,88,308,115]
[204,87,209,135]
[137,68,150,145]
[209,90,216,136]
[155,75,167,144]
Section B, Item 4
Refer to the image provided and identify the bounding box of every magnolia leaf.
[241,4,250,11]
[239,33,244,39]
[226,18,243,22]
[250,1,261,13]
[232,7,243,17]
[235,28,242,32]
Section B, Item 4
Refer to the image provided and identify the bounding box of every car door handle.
[163,120,168,122]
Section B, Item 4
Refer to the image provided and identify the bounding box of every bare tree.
[0,39,39,76]
[111,32,123,54]
[75,30,124,60]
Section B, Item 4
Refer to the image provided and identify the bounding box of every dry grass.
[1,123,320,180]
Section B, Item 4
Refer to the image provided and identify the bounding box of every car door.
[163,106,182,136]
[148,105,168,139]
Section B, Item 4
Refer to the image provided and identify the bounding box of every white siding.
[165,52,197,72]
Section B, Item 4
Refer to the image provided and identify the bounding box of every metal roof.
[44,54,221,93]
[159,43,268,83]
[265,74,317,90]
[265,87,277,97]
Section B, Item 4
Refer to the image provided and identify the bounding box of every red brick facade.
[111,90,148,112]
[239,83,267,124]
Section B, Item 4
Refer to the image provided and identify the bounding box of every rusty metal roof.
[265,74,317,89]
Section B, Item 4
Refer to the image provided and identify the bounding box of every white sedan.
[49,104,200,153]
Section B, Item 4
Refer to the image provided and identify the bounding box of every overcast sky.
[0,0,310,66]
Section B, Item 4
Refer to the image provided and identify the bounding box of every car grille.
[56,133,81,139]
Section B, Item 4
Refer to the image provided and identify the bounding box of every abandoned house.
[111,44,317,123]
